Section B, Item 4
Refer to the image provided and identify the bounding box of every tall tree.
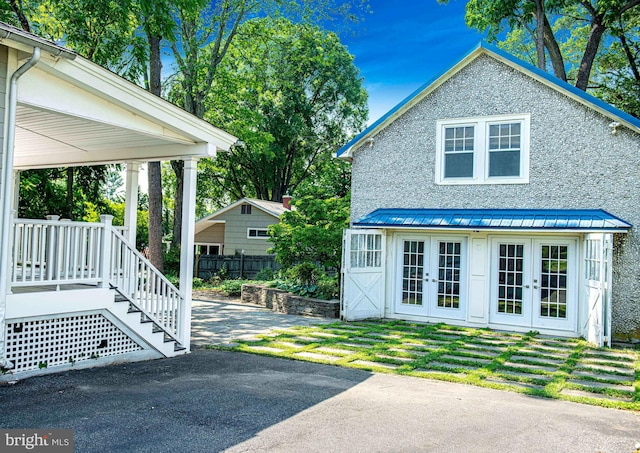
[138,0,180,272]
[166,0,369,247]
[19,166,110,220]
[190,17,367,207]
[456,0,640,90]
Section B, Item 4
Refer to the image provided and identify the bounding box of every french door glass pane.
[498,243,524,314]
[402,241,424,306]
[540,245,568,318]
[437,241,461,309]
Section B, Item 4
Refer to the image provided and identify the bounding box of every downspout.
[0,47,41,369]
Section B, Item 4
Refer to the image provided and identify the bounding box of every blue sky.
[339,1,484,124]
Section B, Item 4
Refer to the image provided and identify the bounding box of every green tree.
[83,200,149,250]
[268,194,350,271]
[194,17,367,204]
[167,0,368,247]
[456,0,640,91]
[18,166,111,220]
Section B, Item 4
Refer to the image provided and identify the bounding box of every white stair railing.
[109,228,184,343]
[11,216,104,287]
[11,215,185,346]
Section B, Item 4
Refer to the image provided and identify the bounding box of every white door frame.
[394,235,429,316]
[429,235,468,320]
[394,234,468,320]
[489,236,578,333]
[531,238,577,331]
[489,237,532,327]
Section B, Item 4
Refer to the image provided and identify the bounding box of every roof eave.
[66,58,238,151]
[0,22,76,60]
[336,42,640,158]
[195,198,281,225]
[335,44,486,158]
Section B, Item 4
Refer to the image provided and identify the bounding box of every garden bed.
[241,284,339,318]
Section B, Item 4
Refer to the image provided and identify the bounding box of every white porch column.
[123,162,140,246]
[179,158,197,351]
[100,215,114,289]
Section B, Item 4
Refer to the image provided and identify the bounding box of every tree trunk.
[543,15,567,81]
[146,32,164,272]
[170,160,184,248]
[535,0,546,70]
[10,0,31,32]
[575,17,606,91]
[66,167,74,219]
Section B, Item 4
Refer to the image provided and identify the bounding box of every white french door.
[395,235,466,320]
[396,237,429,316]
[490,237,577,332]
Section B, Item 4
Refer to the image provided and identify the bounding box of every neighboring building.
[337,43,640,347]
[194,197,291,256]
[0,23,237,380]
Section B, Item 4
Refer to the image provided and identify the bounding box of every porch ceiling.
[8,43,237,170]
[14,104,200,169]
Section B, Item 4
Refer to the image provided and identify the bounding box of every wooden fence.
[194,254,280,280]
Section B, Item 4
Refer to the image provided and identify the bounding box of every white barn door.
[341,229,385,321]
[581,233,613,347]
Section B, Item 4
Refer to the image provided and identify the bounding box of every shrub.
[220,279,245,296]
[285,262,324,286]
[192,277,206,289]
[274,263,338,300]
[255,267,276,281]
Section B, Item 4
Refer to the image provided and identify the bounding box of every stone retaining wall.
[241,284,339,318]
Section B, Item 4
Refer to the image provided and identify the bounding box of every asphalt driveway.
[1,349,639,452]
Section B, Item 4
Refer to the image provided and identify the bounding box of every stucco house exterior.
[337,43,640,347]
[0,23,237,380]
[194,197,291,256]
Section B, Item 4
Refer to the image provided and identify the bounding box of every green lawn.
[212,320,640,411]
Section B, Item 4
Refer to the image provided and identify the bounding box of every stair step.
[174,345,187,352]
[114,295,129,302]
[127,307,141,314]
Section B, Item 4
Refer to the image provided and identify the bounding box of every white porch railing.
[10,215,184,345]
[11,217,104,286]
[109,228,183,341]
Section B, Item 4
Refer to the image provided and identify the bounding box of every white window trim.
[247,228,269,239]
[435,114,530,185]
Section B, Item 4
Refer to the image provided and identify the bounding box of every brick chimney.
[282,195,292,210]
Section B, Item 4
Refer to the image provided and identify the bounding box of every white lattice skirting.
[6,314,143,372]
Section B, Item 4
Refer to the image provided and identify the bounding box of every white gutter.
[0,27,76,60]
[0,47,41,369]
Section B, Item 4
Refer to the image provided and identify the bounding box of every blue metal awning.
[353,209,632,232]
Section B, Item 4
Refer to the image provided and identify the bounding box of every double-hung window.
[436,114,530,185]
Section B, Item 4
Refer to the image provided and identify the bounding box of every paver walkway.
[224,320,640,410]
[190,298,639,410]
[190,298,332,346]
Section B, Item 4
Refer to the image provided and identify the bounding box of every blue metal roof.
[336,42,640,158]
[353,209,632,231]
